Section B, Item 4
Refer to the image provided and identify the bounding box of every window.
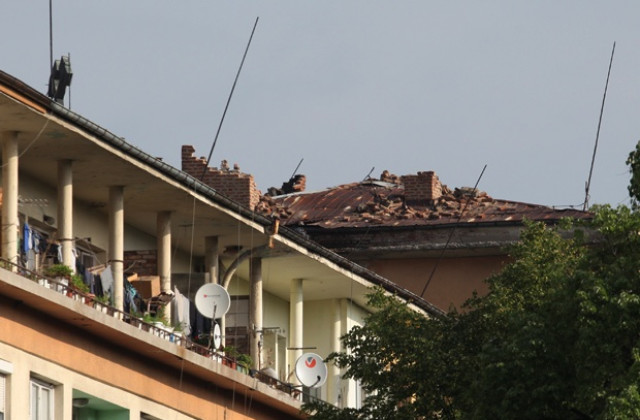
[225,296,249,355]
[30,379,54,420]
[0,374,6,420]
[0,360,14,420]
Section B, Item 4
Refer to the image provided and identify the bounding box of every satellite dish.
[212,322,222,350]
[294,353,327,388]
[195,283,230,319]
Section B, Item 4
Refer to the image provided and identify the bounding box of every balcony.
[0,259,308,407]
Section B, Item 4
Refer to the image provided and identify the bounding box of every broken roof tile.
[254,171,592,228]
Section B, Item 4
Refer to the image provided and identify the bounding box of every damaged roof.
[256,175,592,229]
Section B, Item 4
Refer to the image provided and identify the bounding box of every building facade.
[256,171,592,311]
[0,70,439,419]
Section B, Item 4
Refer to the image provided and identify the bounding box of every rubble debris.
[253,170,588,229]
[266,174,307,197]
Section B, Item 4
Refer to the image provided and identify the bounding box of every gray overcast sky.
[2,2,640,208]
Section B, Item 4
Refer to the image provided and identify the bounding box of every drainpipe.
[205,236,219,284]
[219,244,269,348]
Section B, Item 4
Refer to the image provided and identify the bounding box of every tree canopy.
[304,143,640,419]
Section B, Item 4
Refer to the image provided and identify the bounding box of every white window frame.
[0,360,14,420]
[30,378,54,420]
[0,373,6,420]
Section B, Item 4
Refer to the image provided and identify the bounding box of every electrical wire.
[420,165,487,298]
[0,119,50,170]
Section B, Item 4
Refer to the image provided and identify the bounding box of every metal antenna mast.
[49,0,53,69]
[201,17,259,180]
[289,158,304,181]
[584,42,616,211]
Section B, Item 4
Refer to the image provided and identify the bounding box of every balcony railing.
[0,259,310,402]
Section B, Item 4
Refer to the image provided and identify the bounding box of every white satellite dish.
[195,283,230,319]
[212,322,222,350]
[294,353,327,388]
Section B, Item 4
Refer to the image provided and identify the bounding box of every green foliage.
[94,293,110,305]
[304,143,640,419]
[236,353,253,369]
[70,274,89,293]
[305,211,640,419]
[626,141,640,208]
[305,289,456,419]
[44,263,74,278]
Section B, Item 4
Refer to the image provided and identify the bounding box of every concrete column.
[1,132,19,268]
[57,160,74,269]
[109,186,124,311]
[205,236,221,347]
[289,278,303,384]
[204,236,219,284]
[157,211,172,320]
[341,298,354,407]
[328,298,342,405]
[249,257,263,369]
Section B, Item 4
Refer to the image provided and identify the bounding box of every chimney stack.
[181,145,261,209]
[401,171,442,204]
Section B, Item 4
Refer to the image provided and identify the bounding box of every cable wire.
[420,165,487,298]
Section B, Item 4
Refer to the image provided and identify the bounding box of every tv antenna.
[289,158,304,180]
[584,42,616,211]
[49,0,53,69]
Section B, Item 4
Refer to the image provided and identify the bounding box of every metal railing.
[0,259,315,401]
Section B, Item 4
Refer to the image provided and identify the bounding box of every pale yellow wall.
[366,255,508,311]
[19,173,111,254]
[303,299,368,405]
[18,173,195,274]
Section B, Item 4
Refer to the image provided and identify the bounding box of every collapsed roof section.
[256,170,592,229]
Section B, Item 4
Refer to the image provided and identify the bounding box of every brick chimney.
[182,145,261,209]
[401,171,442,204]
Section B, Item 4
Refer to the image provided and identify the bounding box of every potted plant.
[222,346,238,369]
[70,274,90,293]
[236,353,253,374]
[43,264,77,294]
[44,264,73,278]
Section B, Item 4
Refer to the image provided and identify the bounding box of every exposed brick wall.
[182,145,261,209]
[401,171,442,204]
[124,250,157,277]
